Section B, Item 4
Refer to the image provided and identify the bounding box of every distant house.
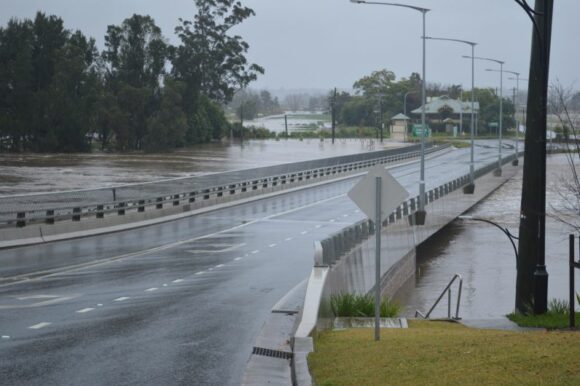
[411,96,480,134]
[390,113,410,141]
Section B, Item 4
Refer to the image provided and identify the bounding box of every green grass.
[330,293,400,318]
[507,298,580,330]
[309,320,580,385]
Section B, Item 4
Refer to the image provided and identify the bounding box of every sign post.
[348,165,409,341]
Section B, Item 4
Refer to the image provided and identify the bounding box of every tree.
[144,79,187,151]
[102,14,168,150]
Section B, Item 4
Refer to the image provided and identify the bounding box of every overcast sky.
[1,0,578,93]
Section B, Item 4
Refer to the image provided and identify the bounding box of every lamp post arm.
[459,216,519,264]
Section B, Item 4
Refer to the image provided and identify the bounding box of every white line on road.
[163,284,168,287]
[145,288,158,292]
[2,335,10,339]
[315,225,322,229]
[76,308,95,314]
[114,297,130,302]
[251,250,260,254]
[29,322,51,330]
[342,214,349,218]
[285,237,293,241]
[195,271,205,275]
[215,264,225,268]
[234,257,243,261]
[172,279,183,283]
[97,304,103,307]
[269,243,277,248]
[300,231,308,235]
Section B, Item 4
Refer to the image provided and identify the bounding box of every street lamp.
[350,0,429,225]
[458,215,519,264]
[426,36,477,194]
[403,90,419,116]
[487,68,521,166]
[463,55,505,176]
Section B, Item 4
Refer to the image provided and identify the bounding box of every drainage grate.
[252,346,293,360]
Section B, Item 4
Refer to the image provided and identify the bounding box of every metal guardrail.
[415,274,463,320]
[1,143,448,228]
[313,151,520,267]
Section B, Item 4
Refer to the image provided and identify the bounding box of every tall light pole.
[488,69,522,166]
[465,55,505,176]
[403,90,418,116]
[350,0,429,225]
[425,37,477,194]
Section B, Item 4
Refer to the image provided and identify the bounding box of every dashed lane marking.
[1,335,9,339]
[269,243,277,248]
[234,257,243,261]
[329,219,335,222]
[285,237,293,241]
[172,279,184,284]
[114,297,130,302]
[251,250,260,254]
[195,271,205,275]
[315,225,322,229]
[76,308,95,314]
[300,231,308,235]
[215,264,225,268]
[29,322,51,330]
[145,288,158,292]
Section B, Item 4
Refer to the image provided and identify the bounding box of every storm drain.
[252,346,293,360]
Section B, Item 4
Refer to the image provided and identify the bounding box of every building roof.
[391,113,410,121]
[411,95,480,115]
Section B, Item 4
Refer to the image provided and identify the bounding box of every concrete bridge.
[0,141,520,385]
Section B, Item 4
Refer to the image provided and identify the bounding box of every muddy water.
[397,154,580,318]
[0,138,389,195]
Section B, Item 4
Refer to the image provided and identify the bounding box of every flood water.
[0,138,389,196]
[398,154,580,319]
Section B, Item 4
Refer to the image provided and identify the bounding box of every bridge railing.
[315,151,520,266]
[0,143,448,228]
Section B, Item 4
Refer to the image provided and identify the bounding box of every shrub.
[330,292,399,318]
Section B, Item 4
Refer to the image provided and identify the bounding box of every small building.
[411,96,480,134]
[390,113,410,142]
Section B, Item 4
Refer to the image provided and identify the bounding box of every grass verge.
[308,320,580,385]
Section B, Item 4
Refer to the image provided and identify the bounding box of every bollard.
[117,202,125,216]
[96,205,104,218]
[45,209,55,224]
[16,212,26,227]
[72,207,81,222]
[156,197,163,209]
[138,200,145,212]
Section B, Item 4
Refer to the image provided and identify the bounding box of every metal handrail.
[415,273,463,320]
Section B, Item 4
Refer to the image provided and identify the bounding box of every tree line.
[330,69,516,134]
[0,1,263,153]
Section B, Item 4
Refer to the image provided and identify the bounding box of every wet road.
[0,142,509,385]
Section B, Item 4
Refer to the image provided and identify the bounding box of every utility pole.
[516,0,553,314]
[331,88,337,144]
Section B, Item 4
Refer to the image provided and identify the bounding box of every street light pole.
[466,55,505,176]
[490,69,522,166]
[424,36,477,194]
[403,90,418,116]
[351,0,429,225]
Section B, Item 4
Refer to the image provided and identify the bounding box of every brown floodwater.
[397,154,580,318]
[0,138,393,196]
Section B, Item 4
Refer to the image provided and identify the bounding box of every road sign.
[348,165,409,222]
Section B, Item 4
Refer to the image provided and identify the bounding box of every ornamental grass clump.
[330,292,399,318]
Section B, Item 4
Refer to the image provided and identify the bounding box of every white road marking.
[1,335,9,339]
[342,214,349,217]
[97,304,103,307]
[355,210,360,213]
[145,288,158,292]
[329,219,335,223]
[300,231,308,235]
[76,308,94,314]
[285,237,293,241]
[163,284,168,287]
[208,268,214,271]
[234,257,243,261]
[195,271,205,275]
[269,243,277,248]
[251,250,260,254]
[172,279,184,283]
[114,297,130,302]
[29,322,51,330]
[215,264,225,268]
[315,225,322,229]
